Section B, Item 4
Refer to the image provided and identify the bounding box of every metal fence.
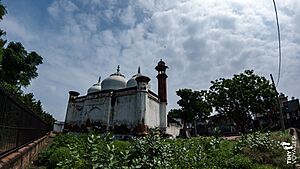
[0,86,50,158]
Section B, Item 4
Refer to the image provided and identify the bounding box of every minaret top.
[117,65,120,72]
[155,59,168,73]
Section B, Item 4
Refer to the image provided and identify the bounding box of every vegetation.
[35,130,295,169]
[169,89,212,129]
[0,2,55,126]
[169,70,278,134]
[209,70,277,133]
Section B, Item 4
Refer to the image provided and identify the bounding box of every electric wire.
[272,0,282,87]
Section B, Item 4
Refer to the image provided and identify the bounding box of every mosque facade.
[64,60,169,135]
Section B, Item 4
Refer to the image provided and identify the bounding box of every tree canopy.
[0,2,55,126]
[1,42,43,88]
[0,2,43,90]
[171,70,278,134]
[209,70,277,133]
[169,89,212,126]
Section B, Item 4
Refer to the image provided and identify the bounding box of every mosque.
[64,60,171,135]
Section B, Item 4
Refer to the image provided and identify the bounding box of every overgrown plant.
[127,130,173,168]
[36,131,294,169]
[234,131,293,168]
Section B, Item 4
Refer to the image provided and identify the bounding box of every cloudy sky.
[1,0,300,121]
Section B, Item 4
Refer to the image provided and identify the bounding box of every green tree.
[209,70,277,133]
[0,2,6,20]
[1,42,43,88]
[20,93,55,126]
[169,89,212,131]
[0,2,55,126]
[0,2,42,89]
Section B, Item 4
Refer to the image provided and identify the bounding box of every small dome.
[87,84,101,94]
[87,77,101,94]
[101,66,126,90]
[126,67,142,88]
[127,78,137,88]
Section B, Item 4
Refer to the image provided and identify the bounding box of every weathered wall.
[65,100,84,126]
[159,103,167,128]
[0,134,50,169]
[145,94,160,127]
[65,94,111,128]
[81,96,110,125]
[53,122,64,132]
[114,94,138,127]
[65,87,165,133]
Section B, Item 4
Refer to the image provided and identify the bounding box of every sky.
[1,0,300,121]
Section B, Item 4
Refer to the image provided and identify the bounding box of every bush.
[234,131,294,168]
[35,131,293,169]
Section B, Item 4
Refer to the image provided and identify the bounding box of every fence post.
[16,128,20,147]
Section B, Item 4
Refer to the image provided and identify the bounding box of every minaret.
[155,60,168,129]
[155,59,168,103]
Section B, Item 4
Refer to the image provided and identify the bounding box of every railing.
[0,85,50,158]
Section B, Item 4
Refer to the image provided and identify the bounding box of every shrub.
[234,131,293,168]
[35,131,292,169]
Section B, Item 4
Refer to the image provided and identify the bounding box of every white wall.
[81,96,110,125]
[65,88,163,131]
[114,94,138,127]
[159,103,167,128]
[145,95,160,127]
[53,122,64,132]
[166,126,181,138]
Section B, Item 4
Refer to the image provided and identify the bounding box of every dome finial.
[117,65,120,72]
[138,66,141,74]
[98,76,101,83]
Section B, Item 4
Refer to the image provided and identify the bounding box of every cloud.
[1,15,37,42]
[47,0,78,18]
[2,0,300,121]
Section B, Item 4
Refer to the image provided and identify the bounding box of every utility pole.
[270,74,285,131]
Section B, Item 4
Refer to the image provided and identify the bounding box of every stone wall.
[146,94,160,127]
[0,133,50,169]
[166,125,182,138]
[82,96,110,125]
[64,87,165,134]
[114,94,138,127]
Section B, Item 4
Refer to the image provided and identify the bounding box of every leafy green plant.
[234,131,293,168]
[35,131,293,169]
[127,132,173,168]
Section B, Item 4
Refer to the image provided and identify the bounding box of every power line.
[272,0,282,87]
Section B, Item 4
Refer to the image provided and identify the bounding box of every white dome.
[87,84,101,94]
[87,77,102,94]
[101,66,126,90]
[126,67,142,88]
[127,78,138,88]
